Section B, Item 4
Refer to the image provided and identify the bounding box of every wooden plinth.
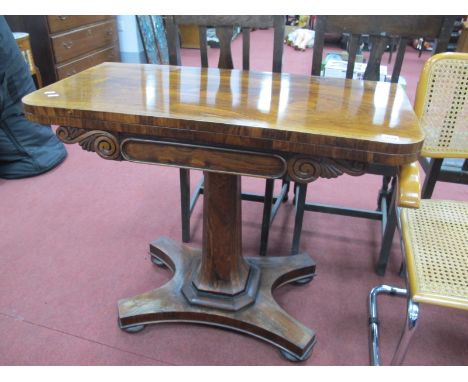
[118,172,316,361]
[118,236,317,361]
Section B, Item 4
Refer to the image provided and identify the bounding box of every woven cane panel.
[421,58,468,156]
[404,200,468,307]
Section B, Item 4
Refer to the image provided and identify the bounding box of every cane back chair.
[291,15,456,276]
[368,52,468,365]
[418,53,468,198]
[163,16,287,257]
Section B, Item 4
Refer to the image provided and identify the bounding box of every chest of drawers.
[5,15,120,86]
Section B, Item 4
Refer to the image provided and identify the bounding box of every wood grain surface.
[23,62,424,166]
[118,236,317,361]
[121,139,287,178]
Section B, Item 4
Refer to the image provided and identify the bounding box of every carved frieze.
[56,126,121,160]
[54,127,369,181]
[287,155,367,183]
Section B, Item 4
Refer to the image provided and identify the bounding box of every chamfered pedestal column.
[183,172,261,311]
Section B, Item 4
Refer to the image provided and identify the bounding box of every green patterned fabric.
[136,16,169,65]
[151,16,169,64]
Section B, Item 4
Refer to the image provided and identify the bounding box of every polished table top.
[23,62,423,166]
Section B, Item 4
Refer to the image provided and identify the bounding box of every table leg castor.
[150,255,166,267]
[118,318,146,333]
[293,275,315,285]
[120,324,146,333]
[280,346,313,362]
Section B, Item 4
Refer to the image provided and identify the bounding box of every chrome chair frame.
[369,285,420,366]
[368,207,421,366]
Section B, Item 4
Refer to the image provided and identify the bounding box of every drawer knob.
[106,29,113,36]
[62,41,73,49]
[58,16,68,21]
[66,69,77,76]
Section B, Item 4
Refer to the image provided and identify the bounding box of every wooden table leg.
[118,172,317,361]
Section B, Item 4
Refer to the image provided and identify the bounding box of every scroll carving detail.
[288,156,367,183]
[56,126,121,160]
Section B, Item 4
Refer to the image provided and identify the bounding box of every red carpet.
[1,28,467,366]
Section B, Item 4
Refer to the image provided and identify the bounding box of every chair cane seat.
[401,199,468,310]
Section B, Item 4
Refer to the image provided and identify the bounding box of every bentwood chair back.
[292,15,457,276]
[164,16,287,256]
[368,52,468,366]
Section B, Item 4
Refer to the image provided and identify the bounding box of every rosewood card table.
[22,62,423,362]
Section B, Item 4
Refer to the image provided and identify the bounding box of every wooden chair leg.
[181,174,288,256]
[421,158,443,199]
[282,179,290,202]
[180,168,191,242]
[462,159,468,172]
[291,183,308,255]
[376,179,397,276]
[259,179,274,257]
[377,176,391,211]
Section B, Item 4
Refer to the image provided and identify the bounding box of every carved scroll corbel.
[56,126,121,160]
[287,155,367,183]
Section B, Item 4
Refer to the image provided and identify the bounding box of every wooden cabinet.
[5,15,120,86]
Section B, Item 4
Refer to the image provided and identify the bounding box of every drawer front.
[47,15,111,33]
[56,46,118,79]
[51,20,117,64]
